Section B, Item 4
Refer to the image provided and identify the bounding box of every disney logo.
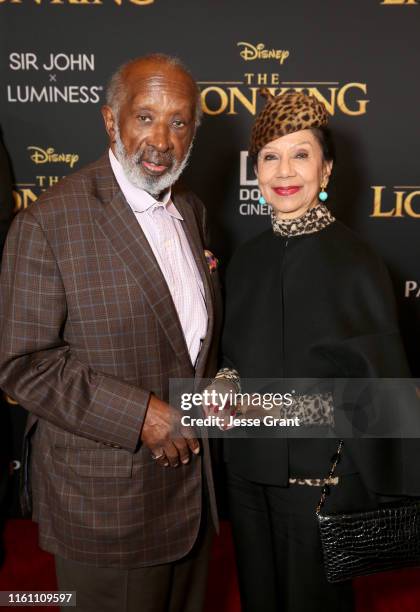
[28,146,79,168]
[238,42,290,64]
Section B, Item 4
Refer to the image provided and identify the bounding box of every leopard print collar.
[271,203,335,237]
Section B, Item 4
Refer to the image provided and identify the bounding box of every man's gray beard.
[114,127,193,198]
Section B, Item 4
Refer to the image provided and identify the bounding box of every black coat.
[222,220,419,495]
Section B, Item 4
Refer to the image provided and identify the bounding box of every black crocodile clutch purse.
[318,499,420,583]
[316,441,420,583]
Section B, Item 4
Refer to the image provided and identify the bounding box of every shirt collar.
[108,149,183,220]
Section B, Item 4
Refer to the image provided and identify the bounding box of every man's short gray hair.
[105,53,202,128]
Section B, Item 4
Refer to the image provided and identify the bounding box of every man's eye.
[138,115,151,122]
[173,120,185,128]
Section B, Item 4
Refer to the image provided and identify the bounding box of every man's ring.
[151,451,165,460]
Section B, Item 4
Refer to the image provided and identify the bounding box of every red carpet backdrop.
[0,0,419,608]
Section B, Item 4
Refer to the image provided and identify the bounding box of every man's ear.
[101,105,117,143]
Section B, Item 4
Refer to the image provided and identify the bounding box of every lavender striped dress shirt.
[109,149,208,366]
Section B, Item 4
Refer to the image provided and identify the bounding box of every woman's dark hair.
[310,126,336,164]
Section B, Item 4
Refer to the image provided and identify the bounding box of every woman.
[212,90,414,611]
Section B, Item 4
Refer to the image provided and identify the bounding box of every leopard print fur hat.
[249,89,329,158]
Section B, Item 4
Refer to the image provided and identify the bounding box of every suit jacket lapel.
[94,164,192,370]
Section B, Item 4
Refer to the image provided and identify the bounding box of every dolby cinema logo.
[238,151,269,216]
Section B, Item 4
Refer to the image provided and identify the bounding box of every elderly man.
[0,55,221,612]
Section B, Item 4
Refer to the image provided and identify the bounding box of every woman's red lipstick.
[273,186,301,196]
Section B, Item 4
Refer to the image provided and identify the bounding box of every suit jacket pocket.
[53,446,133,478]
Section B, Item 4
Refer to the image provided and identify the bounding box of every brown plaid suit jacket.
[0,154,222,568]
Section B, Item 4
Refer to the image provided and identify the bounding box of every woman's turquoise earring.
[318,183,328,202]
[259,195,266,205]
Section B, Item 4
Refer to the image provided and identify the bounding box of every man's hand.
[140,394,200,467]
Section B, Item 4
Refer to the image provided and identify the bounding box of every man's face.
[102,61,197,197]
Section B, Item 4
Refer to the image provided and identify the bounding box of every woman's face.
[256,129,333,220]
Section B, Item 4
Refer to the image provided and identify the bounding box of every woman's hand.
[201,377,239,429]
